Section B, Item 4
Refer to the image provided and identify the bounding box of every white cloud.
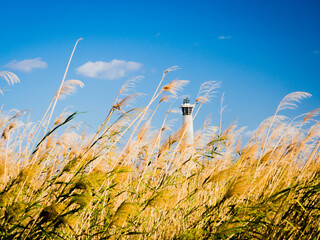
[218,36,232,40]
[5,58,48,72]
[76,59,142,80]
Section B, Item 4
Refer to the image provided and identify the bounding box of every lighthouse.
[180,97,195,145]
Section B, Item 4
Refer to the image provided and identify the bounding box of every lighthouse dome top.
[181,97,195,108]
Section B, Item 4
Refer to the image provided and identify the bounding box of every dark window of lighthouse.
[182,107,193,115]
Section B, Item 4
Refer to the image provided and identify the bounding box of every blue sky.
[1,0,320,135]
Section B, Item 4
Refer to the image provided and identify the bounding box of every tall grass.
[0,42,319,239]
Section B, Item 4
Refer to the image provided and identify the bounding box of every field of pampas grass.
[0,42,319,239]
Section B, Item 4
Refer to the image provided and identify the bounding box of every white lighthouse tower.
[180,97,195,146]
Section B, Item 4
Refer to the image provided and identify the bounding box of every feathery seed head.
[5,202,25,222]
[277,91,311,112]
[71,192,93,208]
[164,66,180,74]
[196,81,221,103]
[56,79,84,100]
[16,164,41,184]
[118,76,143,95]
[0,71,20,86]
[162,80,189,96]
[40,204,65,224]
[111,201,139,227]
[114,93,144,111]
[160,95,176,103]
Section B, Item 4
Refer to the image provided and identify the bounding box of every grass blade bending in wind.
[25,38,83,157]
[46,38,83,131]
[31,111,80,156]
